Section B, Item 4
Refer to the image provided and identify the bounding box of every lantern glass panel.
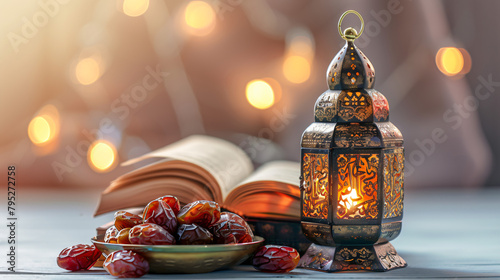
[383,148,404,219]
[302,152,329,220]
[337,153,379,220]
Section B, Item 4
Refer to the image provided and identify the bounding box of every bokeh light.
[283,55,311,84]
[122,0,149,17]
[28,105,60,147]
[289,35,314,60]
[28,116,51,145]
[75,57,101,85]
[246,79,275,110]
[184,1,216,36]
[88,140,117,172]
[436,47,464,76]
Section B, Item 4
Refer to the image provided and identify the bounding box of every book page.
[224,161,301,219]
[122,135,254,200]
[236,161,300,187]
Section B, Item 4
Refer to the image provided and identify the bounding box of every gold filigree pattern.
[334,247,376,271]
[371,90,389,121]
[338,91,372,122]
[301,123,336,149]
[374,242,407,270]
[383,148,404,219]
[314,91,337,122]
[376,122,403,147]
[334,124,381,148]
[337,154,379,219]
[302,153,329,219]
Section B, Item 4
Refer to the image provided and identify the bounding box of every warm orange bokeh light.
[245,79,275,110]
[283,55,311,84]
[75,57,101,85]
[28,116,51,145]
[28,104,60,147]
[122,0,149,17]
[289,35,314,60]
[436,47,464,76]
[88,140,117,172]
[184,1,216,36]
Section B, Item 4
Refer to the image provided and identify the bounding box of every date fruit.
[143,200,177,234]
[252,245,300,273]
[177,200,221,228]
[158,195,181,215]
[57,244,102,271]
[117,228,131,244]
[104,250,149,278]
[129,223,176,245]
[104,226,119,243]
[177,224,213,245]
[114,211,142,231]
[210,212,253,244]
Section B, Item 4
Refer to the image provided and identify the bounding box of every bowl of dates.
[91,234,264,273]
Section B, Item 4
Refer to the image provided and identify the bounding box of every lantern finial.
[338,10,364,42]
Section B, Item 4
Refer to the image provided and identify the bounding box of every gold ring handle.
[338,10,364,41]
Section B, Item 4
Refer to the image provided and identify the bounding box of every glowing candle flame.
[341,187,359,210]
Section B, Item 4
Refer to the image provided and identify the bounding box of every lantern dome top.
[326,41,375,90]
[327,10,375,90]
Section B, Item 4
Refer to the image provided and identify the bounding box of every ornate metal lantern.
[298,10,407,272]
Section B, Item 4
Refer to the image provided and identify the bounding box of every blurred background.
[1,0,499,190]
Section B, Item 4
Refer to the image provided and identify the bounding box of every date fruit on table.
[158,195,181,215]
[104,226,119,243]
[252,245,300,273]
[177,224,213,245]
[210,212,254,244]
[129,223,176,245]
[177,200,221,228]
[143,199,177,234]
[104,250,149,278]
[57,244,102,271]
[114,211,142,231]
[117,228,132,244]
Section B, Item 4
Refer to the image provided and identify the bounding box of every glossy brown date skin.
[252,245,300,273]
[104,226,119,243]
[117,228,131,244]
[177,224,213,245]
[177,200,221,228]
[57,244,102,271]
[114,211,142,231]
[158,195,181,215]
[104,250,149,278]
[210,212,253,244]
[129,223,176,245]
[142,200,177,234]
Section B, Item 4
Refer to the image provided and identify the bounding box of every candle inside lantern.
[341,187,359,210]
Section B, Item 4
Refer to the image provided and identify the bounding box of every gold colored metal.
[338,10,364,41]
[91,235,264,274]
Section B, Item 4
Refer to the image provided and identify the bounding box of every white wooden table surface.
[1,187,499,279]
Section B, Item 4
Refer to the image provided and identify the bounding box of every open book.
[95,135,300,221]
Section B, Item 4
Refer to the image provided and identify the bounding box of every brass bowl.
[91,234,264,274]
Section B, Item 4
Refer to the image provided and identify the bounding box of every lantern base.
[298,242,406,272]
